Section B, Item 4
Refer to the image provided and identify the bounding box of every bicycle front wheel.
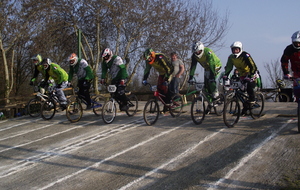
[102,100,116,124]
[27,97,42,117]
[275,93,290,102]
[143,99,159,126]
[250,92,265,119]
[169,94,184,118]
[191,96,206,125]
[223,98,240,128]
[92,95,106,116]
[126,94,138,116]
[66,99,83,123]
[41,99,56,120]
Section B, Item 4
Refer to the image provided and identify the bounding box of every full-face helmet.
[291,31,300,49]
[230,41,243,58]
[31,54,43,65]
[192,41,204,58]
[101,48,113,62]
[143,48,155,64]
[276,79,285,88]
[68,53,78,66]
[42,58,51,70]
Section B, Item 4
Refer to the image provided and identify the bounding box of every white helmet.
[291,31,300,49]
[230,41,243,58]
[68,53,78,66]
[101,48,113,62]
[192,41,204,58]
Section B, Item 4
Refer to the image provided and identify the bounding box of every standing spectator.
[67,53,94,109]
[169,52,185,95]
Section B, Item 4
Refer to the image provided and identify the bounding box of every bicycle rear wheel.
[126,94,138,116]
[41,99,56,120]
[66,98,83,123]
[191,96,206,125]
[102,100,116,124]
[169,94,184,117]
[275,93,290,102]
[214,94,225,116]
[27,97,42,117]
[250,92,264,119]
[223,98,240,128]
[143,99,159,126]
[92,95,106,116]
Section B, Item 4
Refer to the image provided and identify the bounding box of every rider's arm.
[280,46,291,75]
[189,55,198,80]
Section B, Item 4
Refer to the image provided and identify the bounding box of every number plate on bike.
[108,85,117,92]
[231,81,241,89]
[196,83,204,90]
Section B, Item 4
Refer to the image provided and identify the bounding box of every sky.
[208,0,300,87]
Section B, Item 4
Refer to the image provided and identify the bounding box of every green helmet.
[143,48,154,60]
[31,54,43,65]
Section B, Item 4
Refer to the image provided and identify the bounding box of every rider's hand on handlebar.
[119,79,125,86]
[142,80,147,86]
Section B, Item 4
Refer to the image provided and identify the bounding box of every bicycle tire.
[191,96,206,125]
[143,99,159,126]
[223,98,240,128]
[298,102,300,133]
[92,95,106,116]
[275,93,290,102]
[214,94,225,116]
[102,100,116,124]
[41,99,56,120]
[126,94,138,117]
[250,92,265,119]
[27,97,42,117]
[66,98,83,123]
[169,94,184,118]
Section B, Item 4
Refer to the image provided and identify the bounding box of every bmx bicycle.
[190,81,225,125]
[102,84,138,124]
[223,79,265,128]
[143,83,184,126]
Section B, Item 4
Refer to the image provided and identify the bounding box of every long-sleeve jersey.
[68,59,94,81]
[45,63,68,84]
[101,55,128,81]
[189,47,222,77]
[225,51,257,77]
[143,53,174,80]
[280,44,300,75]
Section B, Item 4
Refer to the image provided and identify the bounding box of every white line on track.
[39,121,194,190]
[118,127,226,190]
[0,118,41,132]
[207,119,293,190]
[0,118,143,178]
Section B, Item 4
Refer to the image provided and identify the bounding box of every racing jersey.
[45,63,68,84]
[280,44,300,75]
[68,59,94,81]
[143,53,174,80]
[101,55,128,81]
[189,47,222,77]
[225,51,257,77]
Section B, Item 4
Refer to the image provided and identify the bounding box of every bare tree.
[264,59,284,88]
